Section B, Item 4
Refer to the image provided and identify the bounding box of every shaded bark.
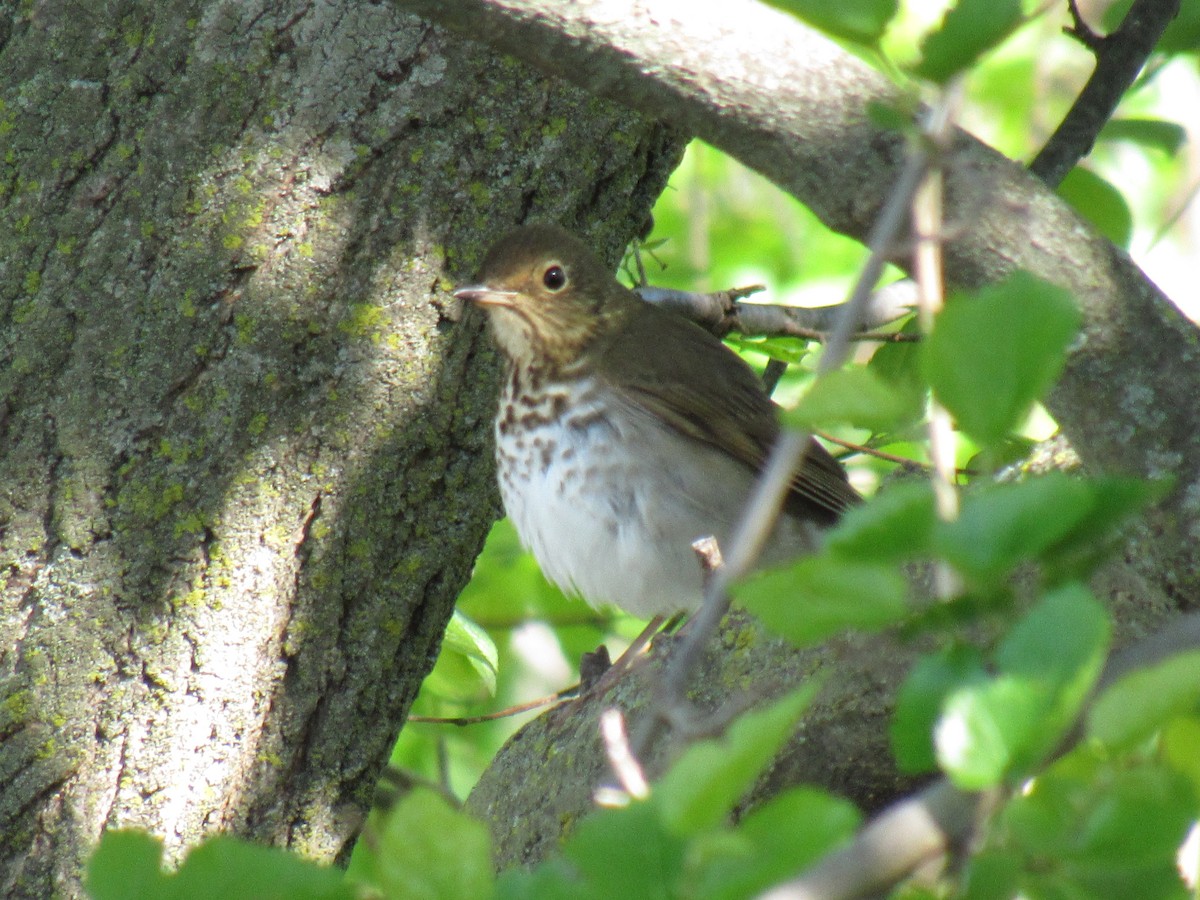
[0,1,683,895]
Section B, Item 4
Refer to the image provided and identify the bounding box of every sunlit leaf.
[1058,167,1133,247]
[784,367,916,433]
[736,556,908,645]
[656,684,819,834]
[912,0,1024,83]
[893,644,988,772]
[1088,651,1200,749]
[922,272,1080,448]
[761,0,898,45]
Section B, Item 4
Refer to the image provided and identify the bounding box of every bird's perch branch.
[394,0,1200,608]
[634,281,919,342]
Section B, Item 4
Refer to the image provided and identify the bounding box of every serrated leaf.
[736,555,908,646]
[922,271,1080,448]
[784,367,916,433]
[1088,651,1200,749]
[912,0,1024,83]
[656,684,819,834]
[86,830,172,900]
[1058,167,1133,247]
[760,0,898,45]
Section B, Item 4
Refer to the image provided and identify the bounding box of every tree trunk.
[0,2,683,895]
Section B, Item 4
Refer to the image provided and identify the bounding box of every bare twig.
[1031,0,1182,187]
[636,96,940,763]
[635,281,918,341]
[913,80,965,601]
[407,690,573,725]
[597,708,650,804]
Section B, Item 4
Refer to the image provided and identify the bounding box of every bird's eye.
[542,264,567,292]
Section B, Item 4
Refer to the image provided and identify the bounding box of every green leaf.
[367,788,494,900]
[998,750,1196,897]
[936,675,1042,788]
[1103,0,1200,54]
[422,609,499,701]
[1057,167,1133,248]
[736,556,908,646]
[176,839,355,900]
[86,830,172,900]
[824,480,937,564]
[892,644,988,773]
[784,366,915,433]
[1162,716,1200,797]
[1100,118,1188,156]
[726,334,810,366]
[937,586,1109,788]
[935,474,1158,580]
[691,788,861,900]
[561,801,686,898]
[656,683,819,835]
[1088,651,1200,749]
[760,0,898,45]
[88,830,356,900]
[993,584,1110,764]
[912,0,1024,83]
[921,271,1080,448]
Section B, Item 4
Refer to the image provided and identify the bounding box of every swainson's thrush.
[456,224,860,618]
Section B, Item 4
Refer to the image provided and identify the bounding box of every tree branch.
[394,0,1200,602]
[634,280,919,340]
[1030,0,1182,187]
[764,610,1200,899]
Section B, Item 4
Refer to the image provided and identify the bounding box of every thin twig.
[407,690,574,725]
[636,104,939,762]
[597,708,650,803]
[635,283,919,341]
[817,431,979,476]
[913,79,964,605]
[1030,0,1181,187]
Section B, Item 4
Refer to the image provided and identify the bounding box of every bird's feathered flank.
[593,298,859,524]
[461,223,860,523]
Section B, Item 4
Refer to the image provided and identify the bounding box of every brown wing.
[596,299,860,524]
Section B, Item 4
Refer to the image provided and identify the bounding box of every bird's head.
[454,224,629,371]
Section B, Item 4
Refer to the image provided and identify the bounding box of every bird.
[455,224,860,619]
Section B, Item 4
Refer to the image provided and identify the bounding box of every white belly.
[495,380,809,617]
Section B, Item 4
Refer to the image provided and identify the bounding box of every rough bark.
[393,0,1200,872]
[398,0,1200,608]
[0,1,683,895]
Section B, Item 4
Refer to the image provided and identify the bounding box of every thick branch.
[1030,0,1182,187]
[395,0,1200,601]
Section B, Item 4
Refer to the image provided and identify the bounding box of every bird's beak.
[453,284,517,307]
